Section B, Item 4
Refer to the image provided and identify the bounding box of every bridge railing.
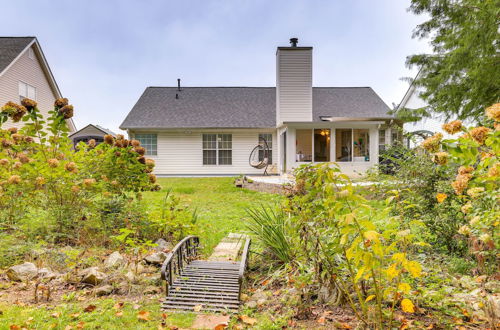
[238,237,251,300]
[160,235,200,296]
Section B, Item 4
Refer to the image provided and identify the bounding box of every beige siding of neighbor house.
[131,129,277,175]
[276,48,313,124]
[0,45,58,130]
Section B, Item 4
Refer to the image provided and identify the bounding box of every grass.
[143,177,283,255]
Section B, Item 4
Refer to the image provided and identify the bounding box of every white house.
[120,38,400,176]
[0,37,76,132]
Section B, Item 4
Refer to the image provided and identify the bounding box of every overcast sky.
[2,0,430,133]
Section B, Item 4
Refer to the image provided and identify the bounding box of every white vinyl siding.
[276,48,312,123]
[136,129,276,175]
[135,134,157,155]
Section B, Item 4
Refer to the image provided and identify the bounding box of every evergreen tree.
[405,0,500,121]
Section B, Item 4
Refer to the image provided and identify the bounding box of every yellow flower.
[469,216,480,226]
[386,263,399,281]
[436,193,447,203]
[406,261,422,278]
[398,283,411,294]
[442,120,462,134]
[458,225,471,235]
[485,103,500,122]
[401,298,415,313]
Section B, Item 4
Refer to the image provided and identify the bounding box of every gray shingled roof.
[0,37,35,73]
[120,87,392,129]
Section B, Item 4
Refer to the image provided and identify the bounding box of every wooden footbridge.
[160,235,250,313]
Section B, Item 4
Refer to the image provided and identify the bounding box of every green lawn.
[144,177,283,255]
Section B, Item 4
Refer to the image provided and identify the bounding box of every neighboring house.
[0,37,76,132]
[69,124,116,147]
[121,38,400,176]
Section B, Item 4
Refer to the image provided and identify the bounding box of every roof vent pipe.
[290,38,298,47]
[175,93,179,99]
[177,78,181,91]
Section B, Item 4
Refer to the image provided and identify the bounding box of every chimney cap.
[289,38,298,47]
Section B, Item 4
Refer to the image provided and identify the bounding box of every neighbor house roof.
[120,86,392,129]
[68,124,116,138]
[0,37,35,74]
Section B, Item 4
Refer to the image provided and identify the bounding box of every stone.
[125,271,136,283]
[80,267,106,285]
[144,252,167,265]
[6,262,38,282]
[38,268,58,280]
[143,273,161,285]
[192,315,230,329]
[154,239,172,252]
[245,301,257,308]
[104,251,126,269]
[95,284,113,296]
[250,290,267,301]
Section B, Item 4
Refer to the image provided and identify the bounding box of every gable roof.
[68,124,116,138]
[0,37,76,132]
[120,87,392,129]
[0,37,35,74]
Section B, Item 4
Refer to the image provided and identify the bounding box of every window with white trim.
[379,129,386,153]
[28,48,35,60]
[202,134,232,165]
[135,134,157,155]
[258,133,272,163]
[19,81,36,102]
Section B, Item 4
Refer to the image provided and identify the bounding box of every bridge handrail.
[238,237,251,300]
[160,235,199,295]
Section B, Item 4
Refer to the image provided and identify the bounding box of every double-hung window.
[19,81,36,102]
[203,134,232,165]
[135,134,157,156]
[258,133,272,163]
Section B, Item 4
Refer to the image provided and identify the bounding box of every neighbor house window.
[19,81,36,102]
[135,134,157,156]
[353,129,370,162]
[258,133,272,163]
[296,129,312,162]
[203,134,232,165]
[28,48,35,60]
[314,129,330,162]
[379,129,386,153]
[335,129,352,162]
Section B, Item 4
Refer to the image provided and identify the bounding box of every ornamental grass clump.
[0,97,158,243]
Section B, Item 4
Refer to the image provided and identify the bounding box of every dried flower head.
[104,134,114,145]
[442,120,462,134]
[421,133,443,153]
[35,176,46,186]
[137,156,146,164]
[461,202,472,214]
[71,185,80,193]
[11,134,22,142]
[87,139,96,148]
[83,178,96,188]
[458,166,474,175]
[0,159,9,166]
[54,98,68,108]
[458,225,471,235]
[18,153,30,164]
[111,180,118,186]
[148,173,157,183]
[58,105,74,119]
[466,187,484,198]
[65,162,77,172]
[432,152,449,165]
[1,139,12,148]
[13,162,22,169]
[485,103,500,122]
[21,98,37,111]
[101,175,108,181]
[469,216,480,226]
[451,173,472,195]
[115,151,121,157]
[134,146,146,156]
[130,139,141,147]
[122,139,130,148]
[24,136,34,143]
[487,164,499,177]
[494,122,500,131]
[469,127,491,145]
[1,101,17,115]
[7,127,17,134]
[47,158,60,168]
[10,103,27,122]
[114,139,124,148]
[116,134,124,140]
[8,175,21,184]
[479,233,492,243]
